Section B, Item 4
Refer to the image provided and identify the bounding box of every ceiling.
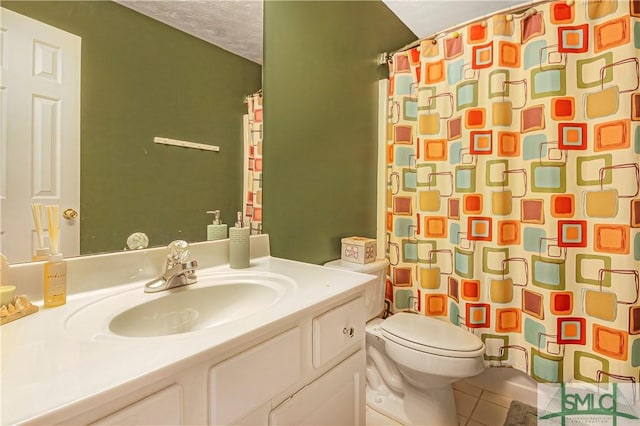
[115,0,263,64]
[383,0,529,40]
[115,0,531,65]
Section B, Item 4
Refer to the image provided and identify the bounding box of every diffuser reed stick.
[46,205,60,255]
[31,203,45,250]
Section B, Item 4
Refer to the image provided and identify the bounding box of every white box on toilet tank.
[341,237,376,264]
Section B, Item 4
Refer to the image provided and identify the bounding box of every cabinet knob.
[342,327,355,338]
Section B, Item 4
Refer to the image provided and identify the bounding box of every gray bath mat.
[503,400,538,426]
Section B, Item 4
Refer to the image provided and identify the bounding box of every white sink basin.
[110,282,279,337]
[65,271,297,339]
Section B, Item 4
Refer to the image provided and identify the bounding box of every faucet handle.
[165,259,198,275]
[167,240,191,266]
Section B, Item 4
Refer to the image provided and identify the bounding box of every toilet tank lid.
[323,258,389,274]
[381,313,484,353]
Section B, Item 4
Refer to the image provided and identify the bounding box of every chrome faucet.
[144,240,198,293]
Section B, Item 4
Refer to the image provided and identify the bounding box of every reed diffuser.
[30,203,49,260]
[43,205,67,307]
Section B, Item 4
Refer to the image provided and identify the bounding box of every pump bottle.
[206,210,228,240]
[229,212,250,269]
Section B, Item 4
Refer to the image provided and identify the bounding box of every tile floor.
[365,379,513,426]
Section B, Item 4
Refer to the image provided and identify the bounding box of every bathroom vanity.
[1,236,371,425]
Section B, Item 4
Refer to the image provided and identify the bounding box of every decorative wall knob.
[126,232,149,250]
[62,208,78,220]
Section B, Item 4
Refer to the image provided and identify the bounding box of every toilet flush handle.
[343,327,355,338]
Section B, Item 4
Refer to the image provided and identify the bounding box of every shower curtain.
[385,0,639,384]
[244,92,263,235]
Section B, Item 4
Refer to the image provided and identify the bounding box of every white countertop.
[0,256,373,425]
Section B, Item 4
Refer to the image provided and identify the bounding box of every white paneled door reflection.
[1,8,80,263]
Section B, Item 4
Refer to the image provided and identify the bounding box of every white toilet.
[324,258,486,426]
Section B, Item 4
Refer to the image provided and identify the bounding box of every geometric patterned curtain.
[244,92,263,235]
[386,0,640,384]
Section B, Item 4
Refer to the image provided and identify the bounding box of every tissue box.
[341,237,377,264]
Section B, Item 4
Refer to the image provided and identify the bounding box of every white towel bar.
[154,137,220,152]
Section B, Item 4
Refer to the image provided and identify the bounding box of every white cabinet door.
[209,327,301,425]
[269,349,366,426]
[90,385,183,426]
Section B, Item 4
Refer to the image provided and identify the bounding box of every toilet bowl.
[324,259,486,426]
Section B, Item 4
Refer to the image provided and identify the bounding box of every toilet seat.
[381,313,484,358]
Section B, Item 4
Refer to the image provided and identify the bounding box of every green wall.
[263,1,415,264]
[3,1,262,254]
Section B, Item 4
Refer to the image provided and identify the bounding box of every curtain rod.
[381,0,560,62]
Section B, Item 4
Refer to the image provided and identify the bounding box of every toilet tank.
[324,258,389,321]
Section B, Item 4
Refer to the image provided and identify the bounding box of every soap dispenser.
[206,210,228,241]
[229,212,250,269]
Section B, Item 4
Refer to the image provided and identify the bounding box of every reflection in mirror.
[1,1,262,264]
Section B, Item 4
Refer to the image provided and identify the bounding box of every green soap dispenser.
[229,212,250,269]
[206,210,228,241]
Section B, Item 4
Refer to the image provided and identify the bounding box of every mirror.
[1,0,262,264]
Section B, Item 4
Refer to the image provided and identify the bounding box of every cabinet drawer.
[312,297,365,368]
